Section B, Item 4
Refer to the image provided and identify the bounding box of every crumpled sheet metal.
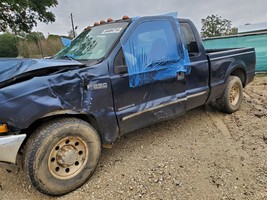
[0,59,119,143]
[120,13,191,88]
[0,58,84,84]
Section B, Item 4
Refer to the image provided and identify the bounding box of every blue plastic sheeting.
[121,15,190,87]
[61,37,71,47]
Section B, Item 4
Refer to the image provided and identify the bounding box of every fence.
[203,32,267,72]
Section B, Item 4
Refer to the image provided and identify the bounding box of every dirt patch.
[0,75,266,200]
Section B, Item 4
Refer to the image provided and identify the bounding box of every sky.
[36,0,267,37]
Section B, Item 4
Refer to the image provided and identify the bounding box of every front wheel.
[24,118,101,196]
[215,76,243,114]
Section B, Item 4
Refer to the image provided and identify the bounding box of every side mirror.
[114,65,128,74]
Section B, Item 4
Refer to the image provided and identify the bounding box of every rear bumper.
[0,134,26,164]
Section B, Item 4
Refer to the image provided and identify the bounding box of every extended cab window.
[180,23,199,56]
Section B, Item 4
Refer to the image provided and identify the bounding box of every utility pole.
[70,13,75,38]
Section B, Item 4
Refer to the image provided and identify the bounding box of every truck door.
[179,21,210,110]
[110,18,189,134]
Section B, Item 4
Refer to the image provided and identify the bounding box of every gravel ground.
[0,75,266,200]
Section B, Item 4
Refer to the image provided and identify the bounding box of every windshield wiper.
[58,54,77,61]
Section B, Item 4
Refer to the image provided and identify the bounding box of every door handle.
[177,71,185,81]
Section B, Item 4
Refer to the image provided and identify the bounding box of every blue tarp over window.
[61,37,71,47]
[120,14,190,87]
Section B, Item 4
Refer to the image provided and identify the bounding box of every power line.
[54,11,90,17]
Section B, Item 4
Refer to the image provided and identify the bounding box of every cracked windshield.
[55,22,128,60]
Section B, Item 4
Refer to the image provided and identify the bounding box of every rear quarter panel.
[207,47,256,102]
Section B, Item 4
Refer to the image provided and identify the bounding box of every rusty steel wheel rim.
[229,84,240,106]
[48,136,88,180]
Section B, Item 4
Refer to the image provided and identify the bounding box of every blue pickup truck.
[0,14,255,196]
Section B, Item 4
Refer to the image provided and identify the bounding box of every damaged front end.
[0,58,119,168]
[0,58,89,129]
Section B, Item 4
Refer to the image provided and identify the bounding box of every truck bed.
[206,47,256,102]
[206,48,240,54]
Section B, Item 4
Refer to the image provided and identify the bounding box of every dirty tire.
[24,118,101,196]
[216,76,243,114]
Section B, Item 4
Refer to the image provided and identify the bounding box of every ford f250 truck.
[0,14,255,196]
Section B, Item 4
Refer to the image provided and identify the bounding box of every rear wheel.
[215,76,243,113]
[24,118,101,196]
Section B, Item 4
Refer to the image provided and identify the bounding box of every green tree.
[0,0,58,33]
[201,14,236,38]
[26,32,45,44]
[0,33,19,57]
[47,34,61,40]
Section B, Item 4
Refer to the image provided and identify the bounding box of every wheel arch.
[230,67,246,87]
[226,61,247,87]
[22,110,104,144]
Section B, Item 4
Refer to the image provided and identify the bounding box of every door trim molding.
[121,91,207,121]
[121,97,187,121]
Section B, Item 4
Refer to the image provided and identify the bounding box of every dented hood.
[0,58,85,84]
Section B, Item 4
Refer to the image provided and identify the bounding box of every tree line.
[0,0,61,58]
[0,32,63,58]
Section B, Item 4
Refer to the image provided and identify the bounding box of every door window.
[121,20,190,87]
